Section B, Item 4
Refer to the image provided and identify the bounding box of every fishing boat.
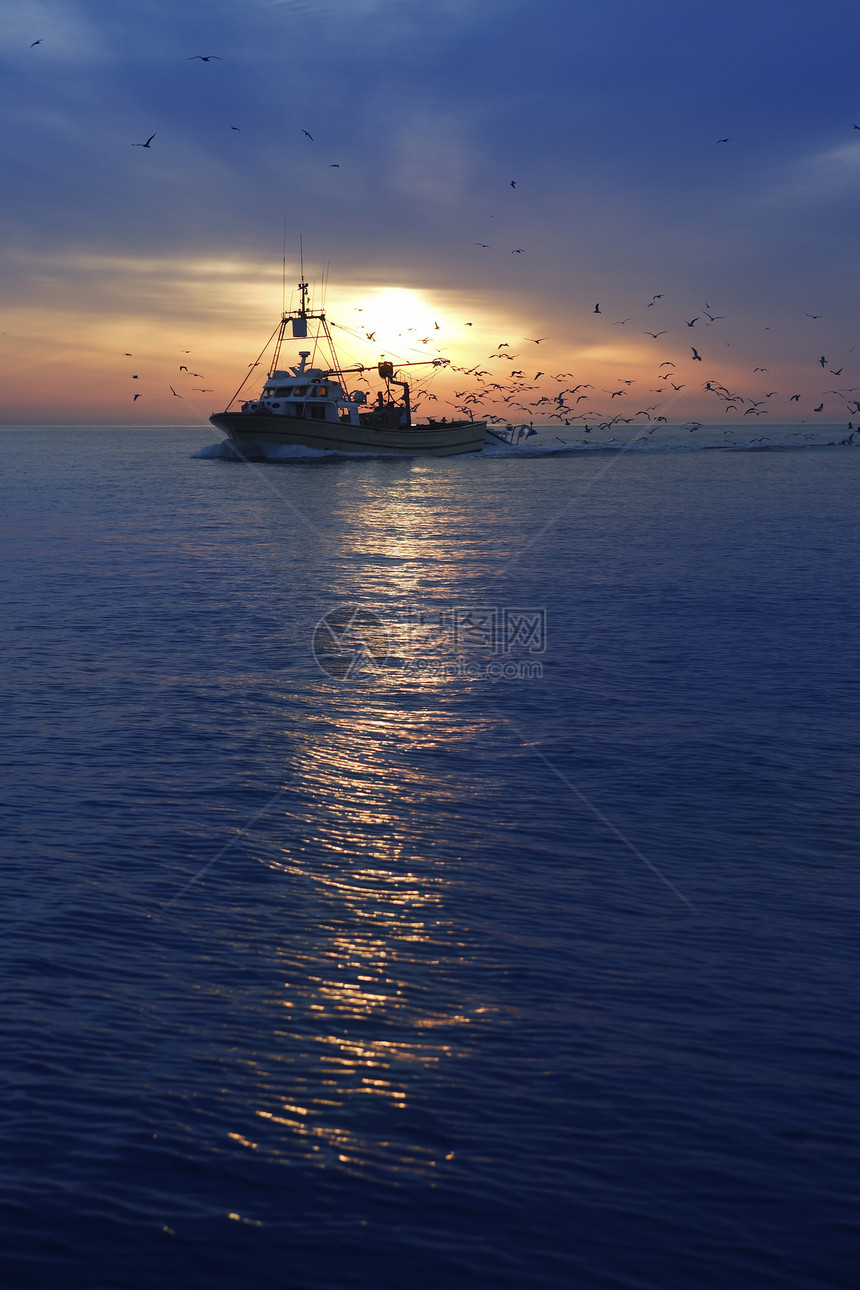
[209,279,487,457]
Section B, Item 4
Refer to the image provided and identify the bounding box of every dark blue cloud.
[2,0,859,421]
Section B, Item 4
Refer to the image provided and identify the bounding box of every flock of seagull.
[25,41,857,428]
[390,292,860,434]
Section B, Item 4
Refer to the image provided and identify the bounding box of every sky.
[2,0,860,426]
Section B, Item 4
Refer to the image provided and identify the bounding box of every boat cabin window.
[315,386,328,397]
[293,386,308,396]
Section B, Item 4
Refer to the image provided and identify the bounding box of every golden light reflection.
[228,672,500,1179]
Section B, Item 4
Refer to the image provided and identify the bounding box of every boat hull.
[209,412,486,457]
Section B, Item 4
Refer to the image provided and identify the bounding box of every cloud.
[757,140,860,208]
[2,0,112,64]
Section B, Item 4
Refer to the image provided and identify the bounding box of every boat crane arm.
[330,358,449,377]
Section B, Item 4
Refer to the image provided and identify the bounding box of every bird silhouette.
[814,403,824,411]
[511,248,525,254]
[30,40,42,47]
[475,243,490,248]
[716,137,730,143]
[133,393,140,401]
[644,331,667,338]
[691,347,702,361]
[593,303,601,313]
[819,356,828,367]
[790,394,801,401]
[302,130,314,140]
[187,55,222,61]
[132,134,156,148]
[510,180,517,188]
[525,337,548,343]
[685,318,699,327]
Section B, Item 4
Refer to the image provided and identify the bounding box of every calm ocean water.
[2,425,859,1289]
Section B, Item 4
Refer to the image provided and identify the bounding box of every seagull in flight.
[716,137,730,143]
[302,130,314,141]
[187,55,222,61]
[691,347,702,361]
[593,303,601,313]
[30,40,42,47]
[525,337,549,343]
[510,180,517,188]
[132,134,156,148]
[685,317,699,327]
[511,248,524,253]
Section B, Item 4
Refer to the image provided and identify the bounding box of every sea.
[2,423,859,1290]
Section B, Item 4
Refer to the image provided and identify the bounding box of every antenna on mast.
[298,234,308,320]
[281,212,287,316]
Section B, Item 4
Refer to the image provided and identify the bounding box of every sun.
[350,287,438,346]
